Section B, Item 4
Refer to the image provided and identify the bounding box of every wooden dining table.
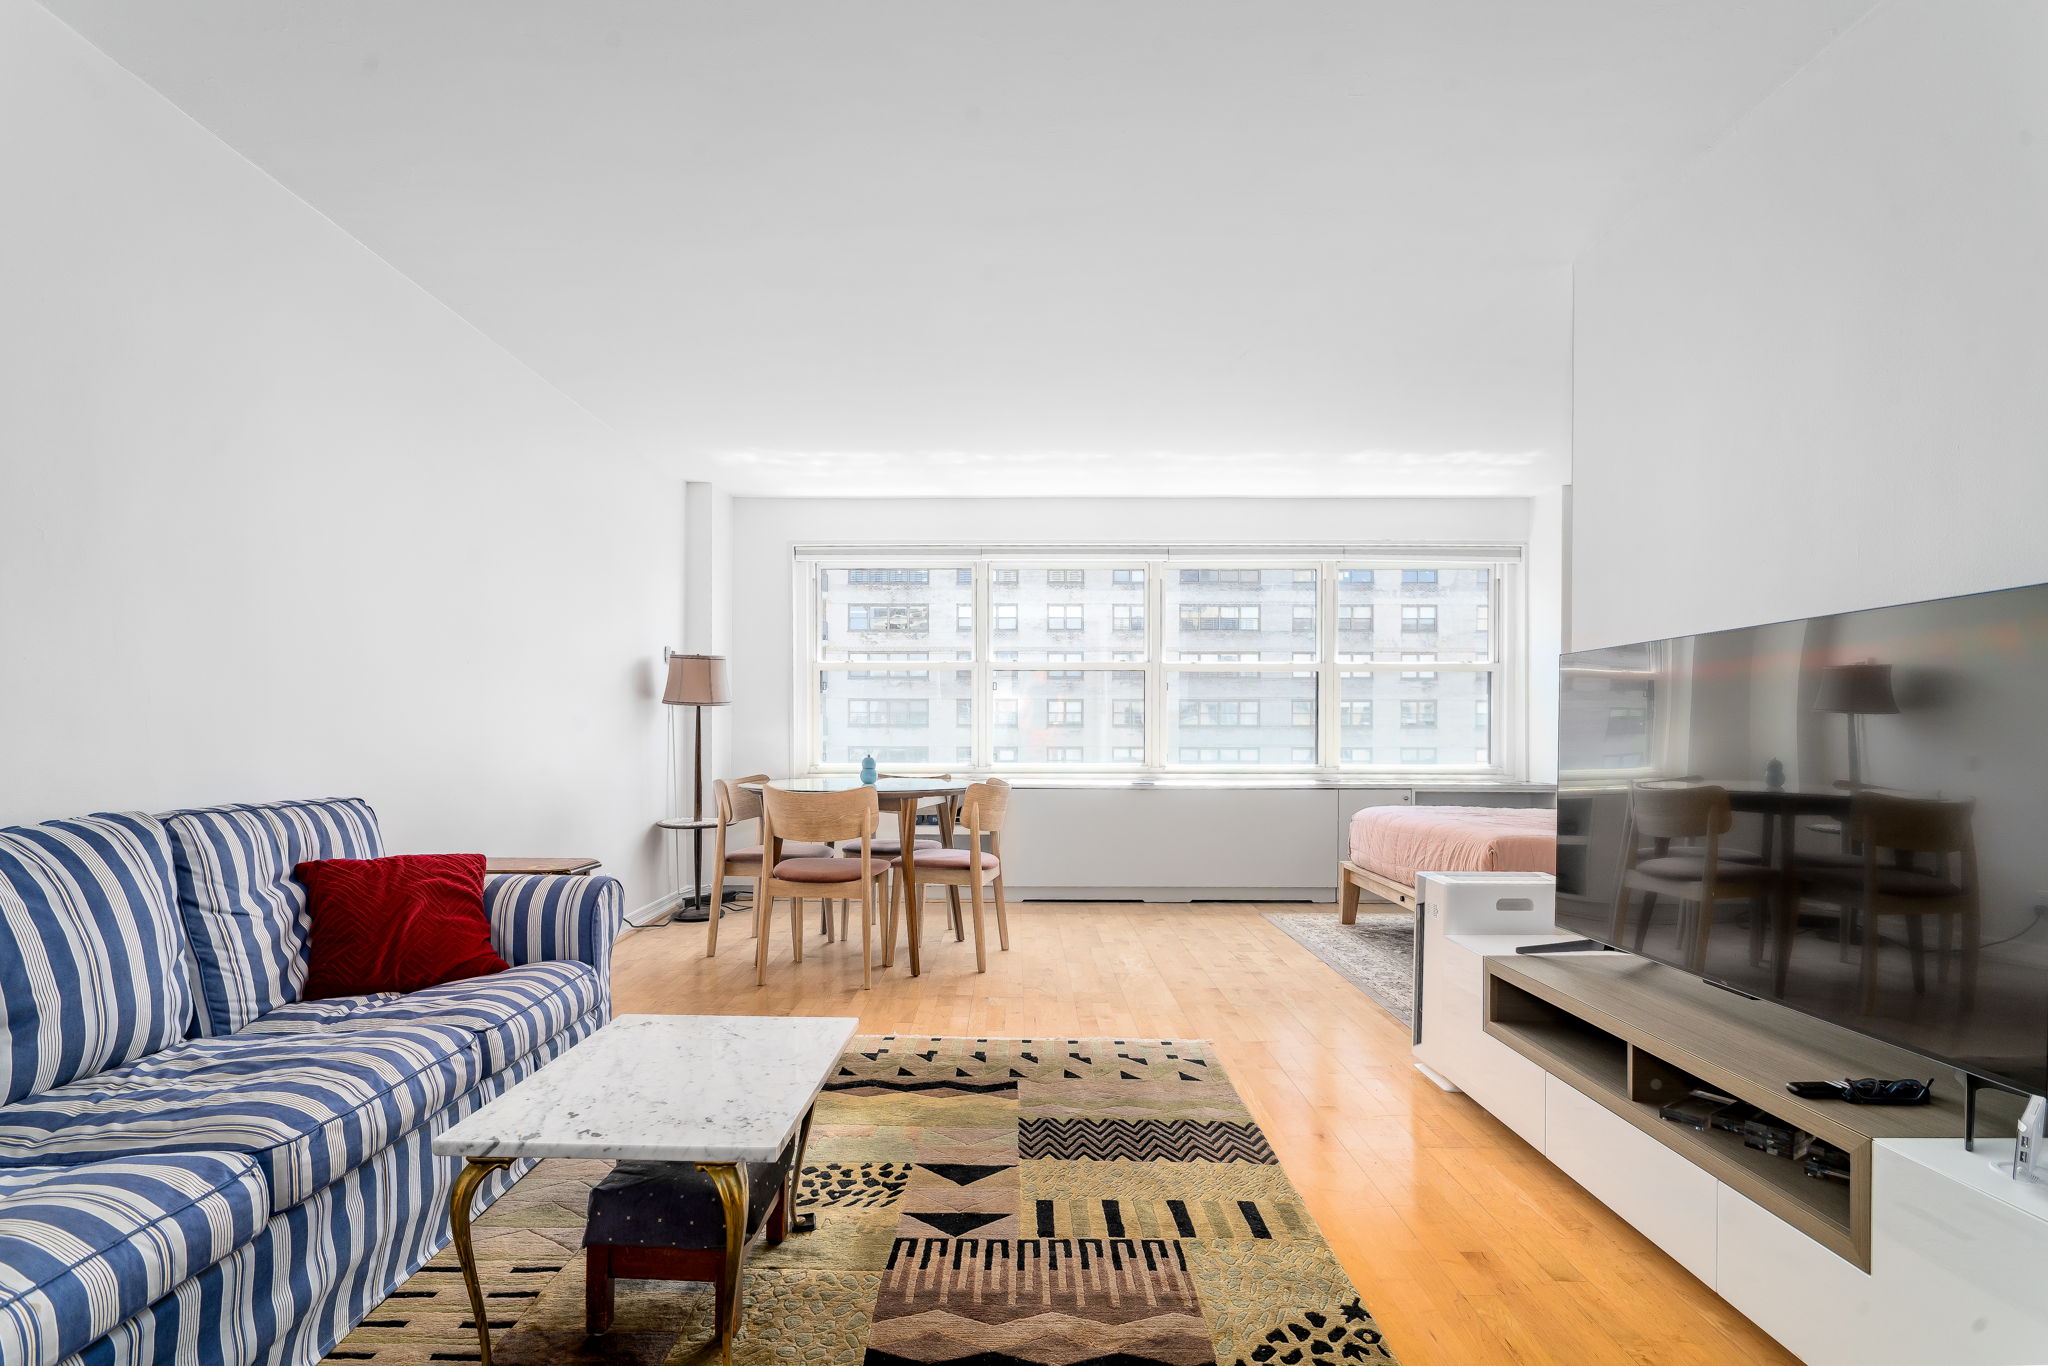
[739,777,970,977]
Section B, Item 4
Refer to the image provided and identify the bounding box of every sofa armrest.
[484,873,625,988]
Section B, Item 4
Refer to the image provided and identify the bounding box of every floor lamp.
[664,652,730,923]
[1813,660,1898,789]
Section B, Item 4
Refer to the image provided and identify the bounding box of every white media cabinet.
[1412,871,2048,1366]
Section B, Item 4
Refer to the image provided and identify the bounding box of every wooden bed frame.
[1338,859,1418,923]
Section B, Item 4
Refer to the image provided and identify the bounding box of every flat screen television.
[1555,581,2048,1098]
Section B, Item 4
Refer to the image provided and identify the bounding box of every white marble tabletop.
[433,1014,858,1164]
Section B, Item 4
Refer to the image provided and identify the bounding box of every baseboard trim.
[634,887,1339,919]
[1009,887,1337,904]
[623,890,687,930]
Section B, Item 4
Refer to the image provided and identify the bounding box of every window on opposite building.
[849,699,929,728]
[1180,604,1260,632]
[849,603,929,633]
[1180,699,1260,726]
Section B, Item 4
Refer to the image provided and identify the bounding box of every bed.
[1339,804,1556,922]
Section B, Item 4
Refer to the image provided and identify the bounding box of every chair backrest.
[715,774,770,828]
[1853,792,1975,856]
[762,785,880,848]
[1628,782,1732,840]
[960,780,1013,838]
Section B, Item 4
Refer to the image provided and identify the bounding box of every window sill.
[802,771,1550,793]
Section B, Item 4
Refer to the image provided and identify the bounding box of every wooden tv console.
[1482,953,1967,1270]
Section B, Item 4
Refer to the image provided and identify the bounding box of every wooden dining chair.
[885,779,1012,973]
[706,776,838,959]
[1793,779,1915,964]
[755,785,889,989]
[1800,792,1979,1014]
[1611,783,1776,975]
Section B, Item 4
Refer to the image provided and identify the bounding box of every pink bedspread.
[1347,805,1556,886]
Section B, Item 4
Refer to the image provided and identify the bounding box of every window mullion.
[973,562,991,771]
[803,560,821,773]
[1319,559,1338,772]
[1146,563,1165,770]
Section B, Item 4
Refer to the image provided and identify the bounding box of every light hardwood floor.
[613,900,1798,1366]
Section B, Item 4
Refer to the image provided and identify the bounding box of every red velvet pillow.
[296,853,508,999]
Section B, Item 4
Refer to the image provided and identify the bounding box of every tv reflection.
[1556,584,2048,1097]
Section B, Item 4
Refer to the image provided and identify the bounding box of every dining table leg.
[1750,809,1777,968]
[1771,809,1798,997]
[897,798,923,976]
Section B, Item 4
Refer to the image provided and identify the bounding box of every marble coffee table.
[434,1013,859,1366]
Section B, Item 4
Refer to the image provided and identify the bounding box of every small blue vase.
[861,755,877,786]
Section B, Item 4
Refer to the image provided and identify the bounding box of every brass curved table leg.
[450,1157,515,1366]
[787,1103,819,1234]
[701,1161,751,1366]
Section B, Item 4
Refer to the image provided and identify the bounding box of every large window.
[805,554,1513,772]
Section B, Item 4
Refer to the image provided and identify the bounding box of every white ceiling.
[45,0,1873,496]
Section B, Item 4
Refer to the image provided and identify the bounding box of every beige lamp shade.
[1812,662,1898,715]
[663,653,730,707]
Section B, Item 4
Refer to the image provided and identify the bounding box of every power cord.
[1973,903,2048,953]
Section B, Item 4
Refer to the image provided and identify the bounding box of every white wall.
[0,1,683,909]
[723,494,1552,895]
[1571,0,2048,650]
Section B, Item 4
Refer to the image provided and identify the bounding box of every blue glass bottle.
[861,755,877,786]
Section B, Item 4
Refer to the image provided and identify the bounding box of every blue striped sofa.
[0,798,622,1366]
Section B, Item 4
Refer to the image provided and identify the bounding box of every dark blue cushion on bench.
[584,1138,794,1251]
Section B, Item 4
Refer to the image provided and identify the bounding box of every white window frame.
[796,549,1522,777]
[1557,640,1674,781]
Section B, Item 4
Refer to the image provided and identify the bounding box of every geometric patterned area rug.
[1261,912,1415,1025]
[322,1035,1398,1366]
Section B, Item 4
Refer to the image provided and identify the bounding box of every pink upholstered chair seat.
[846,838,941,857]
[726,842,835,864]
[1633,854,1773,883]
[770,857,870,884]
[903,848,999,873]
